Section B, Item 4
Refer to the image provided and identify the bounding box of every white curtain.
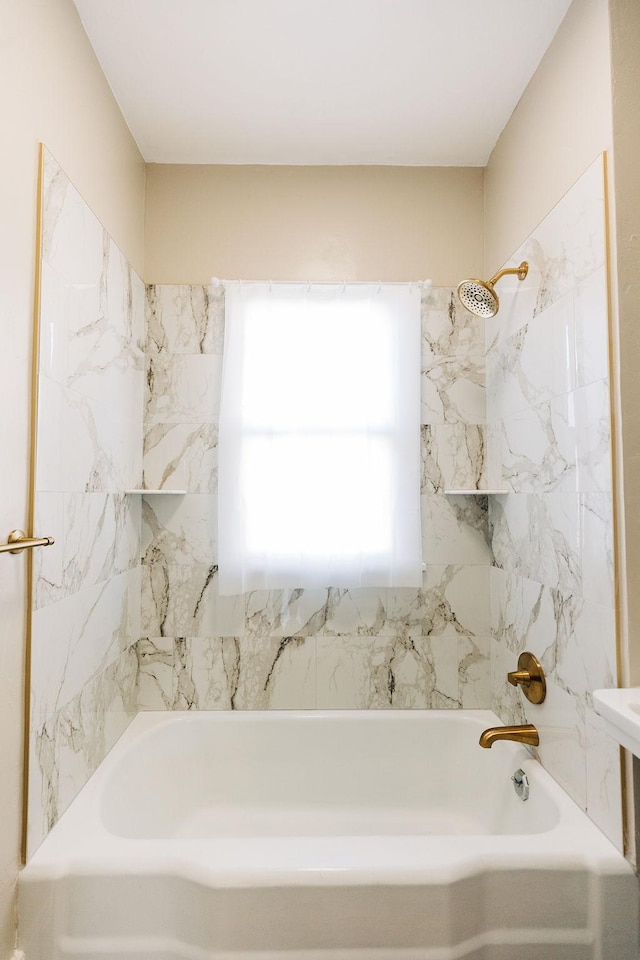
[218,282,422,594]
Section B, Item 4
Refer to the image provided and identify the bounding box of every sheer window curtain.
[218,282,422,595]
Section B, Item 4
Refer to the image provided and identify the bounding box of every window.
[218,282,422,594]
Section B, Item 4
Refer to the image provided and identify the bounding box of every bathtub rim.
[22,709,634,889]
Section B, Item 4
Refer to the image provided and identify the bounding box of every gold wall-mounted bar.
[0,530,54,555]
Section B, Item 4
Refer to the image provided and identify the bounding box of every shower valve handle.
[507,669,531,687]
[506,652,546,705]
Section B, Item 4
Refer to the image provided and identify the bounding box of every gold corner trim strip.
[22,143,45,865]
[602,149,629,856]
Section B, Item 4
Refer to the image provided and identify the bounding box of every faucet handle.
[507,669,531,687]
[506,652,546,704]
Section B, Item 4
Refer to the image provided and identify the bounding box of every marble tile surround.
[29,150,144,855]
[141,283,492,714]
[29,151,621,861]
[487,156,622,850]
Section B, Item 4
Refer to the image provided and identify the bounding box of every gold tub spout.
[479,724,539,749]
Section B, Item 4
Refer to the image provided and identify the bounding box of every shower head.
[457,261,528,318]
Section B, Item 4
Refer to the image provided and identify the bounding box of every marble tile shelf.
[443,490,508,495]
[125,489,187,495]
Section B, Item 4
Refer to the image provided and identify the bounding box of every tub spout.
[479,724,539,749]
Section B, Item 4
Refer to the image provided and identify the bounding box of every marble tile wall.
[27,151,621,858]
[28,150,144,854]
[486,156,622,849]
[140,284,492,711]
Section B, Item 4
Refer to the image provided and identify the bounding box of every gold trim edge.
[602,150,629,858]
[22,143,44,865]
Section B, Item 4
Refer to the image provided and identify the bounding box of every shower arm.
[487,262,529,287]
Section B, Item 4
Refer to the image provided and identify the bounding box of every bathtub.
[19,710,639,960]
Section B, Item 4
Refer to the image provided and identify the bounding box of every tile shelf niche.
[443,489,508,495]
[124,489,187,495]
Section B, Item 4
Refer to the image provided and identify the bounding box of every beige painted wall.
[0,0,145,955]
[609,0,640,686]
[484,0,613,274]
[144,164,484,286]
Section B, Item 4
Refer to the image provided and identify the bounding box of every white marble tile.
[421,357,485,425]
[126,564,142,643]
[421,287,485,360]
[142,494,217,566]
[581,493,615,609]
[29,645,137,856]
[574,265,609,388]
[554,593,617,701]
[175,636,317,710]
[136,637,174,710]
[316,635,460,709]
[421,494,490,564]
[483,420,503,492]
[66,253,143,407]
[36,375,142,493]
[487,280,608,429]
[31,569,138,727]
[246,589,331,638]
[550,381,612,494]
[35,373,64,492]
[490,637,527,727]
[421,424,487,493]
[458,635,491,708]
[173,636,212,709]
[584,707,623,852]
[490,493,582,595]
[42,149,105,287]
[143,422,218,492]
[32,150,144,851]
[486,325,531,423]
[487,293,577,422]
[535,680,587,811]
[33,492,140,609]
[145,354,223,425]
[40,169,144,415]
[486,267,540,346]
[141,562,245,638]
[500,403,570,493]
[386,564,490,638]
[489,567,556,663]
[321,588,388,637]
[545,492,583,594]
[39,260,71,385]
[27,726,47,857]
[146,284,225,355]
[420,425,442,493]
[131,268,146,353]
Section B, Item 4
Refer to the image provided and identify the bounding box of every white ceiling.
[72,0,573,166]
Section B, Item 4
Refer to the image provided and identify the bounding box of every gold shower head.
[457,261,528,318]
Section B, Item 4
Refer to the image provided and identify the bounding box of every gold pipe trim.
[602,150,630,856]
[487,261,529,287]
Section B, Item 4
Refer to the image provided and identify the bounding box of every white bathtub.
[19,710,639,960]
